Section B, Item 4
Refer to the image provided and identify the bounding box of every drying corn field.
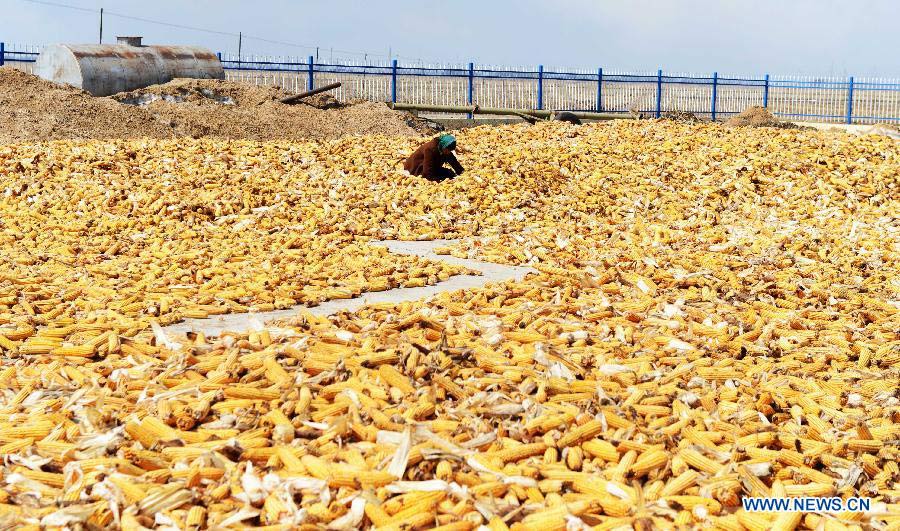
[0,120,898,530]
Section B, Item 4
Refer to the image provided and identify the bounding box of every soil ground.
[0,68,441,143]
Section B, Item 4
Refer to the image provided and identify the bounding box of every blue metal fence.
[0,44,39,67]
[4,42,900,125]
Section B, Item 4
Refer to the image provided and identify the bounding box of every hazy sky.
[3,0,899,76]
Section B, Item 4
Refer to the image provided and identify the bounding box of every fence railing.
[4,42,900,124]
[0,43,40,75]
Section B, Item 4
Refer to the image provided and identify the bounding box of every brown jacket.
[403,138,464,179]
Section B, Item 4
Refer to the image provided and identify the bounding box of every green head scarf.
[437,134,456,151]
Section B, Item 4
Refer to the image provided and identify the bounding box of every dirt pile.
[120,93,443,140]
[726,105,798,128]
[0,67,174,142]
[661,110,701,123]
[116,78,347,110]
[113,77,292,107]
[0,68,440,142]
[304,93,342,109]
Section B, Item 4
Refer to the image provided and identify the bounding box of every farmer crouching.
[404,134,464,182]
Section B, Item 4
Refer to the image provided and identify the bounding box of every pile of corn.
[0,121,897,530]
[0,139,470,350]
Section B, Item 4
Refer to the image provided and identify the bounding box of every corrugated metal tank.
[34,43,224,97]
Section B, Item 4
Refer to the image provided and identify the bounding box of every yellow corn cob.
[0,335,18,351]
[491,442,548,463]
[486,516,511,531]
[504,330,547,343]
[630,449,668,477]
[50,344,97,358]
[660,470,699,497]
[736,510,774,531]
[263,493,289,524]
[365,503,392,527]
[170,467,225,481]
[608,449,637,483]
[430,521,475,531]
[845,438,883,453]
[5,422,54,440]
[662,495,722,514]
[185,506,206,529]
[582,439,619,462]
[555,420,604,448]
[222,386,282,400]
[108,476,148,504]
[770,511,802,531]
[263,355,291,383]
[679,448,723,474]
[782,483,834,497]
[376,512,434,531]
[386,491,446,521]
[0,438,34,454]
[18,469,65,488]
[378,364,416,395]
[277,447,306,473]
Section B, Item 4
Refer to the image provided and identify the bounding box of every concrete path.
[163,239,534,337]
[795,122,900,139]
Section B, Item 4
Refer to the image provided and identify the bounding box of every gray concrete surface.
[423,116,614,130]
[163,239,534,337]
[425,117,528,129]
[793,121,900,138]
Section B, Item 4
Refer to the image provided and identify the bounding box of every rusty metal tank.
[34,41,224,96]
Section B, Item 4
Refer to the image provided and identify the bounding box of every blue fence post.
[846,76,854,124]
[307,56,314,91]
[763,74,770,108]
[655,69,663,118]
[216,52,222,65]
[711,71,718,121]
[537,65,544,110]
[467,62,474,119]
[596,68,603,112]
[0,42,4,67]
[391,59,398,103]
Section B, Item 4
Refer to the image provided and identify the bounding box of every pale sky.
[3,0,899,76]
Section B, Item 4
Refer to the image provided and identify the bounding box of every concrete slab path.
[163,239,534,337]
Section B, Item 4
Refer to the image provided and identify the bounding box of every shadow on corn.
[163,239,534,337]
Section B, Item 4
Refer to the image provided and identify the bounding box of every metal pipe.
[510,110,543,124]
[387,102,626,121]
[279,82,341,104]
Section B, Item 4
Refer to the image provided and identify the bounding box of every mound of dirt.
[661,110,701,123]
[116,78,348,110]
[302,93,342,109]
[0,67,440,143]
[113,77,292,107]
[726,106,798,129]
[0,67,175,143]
